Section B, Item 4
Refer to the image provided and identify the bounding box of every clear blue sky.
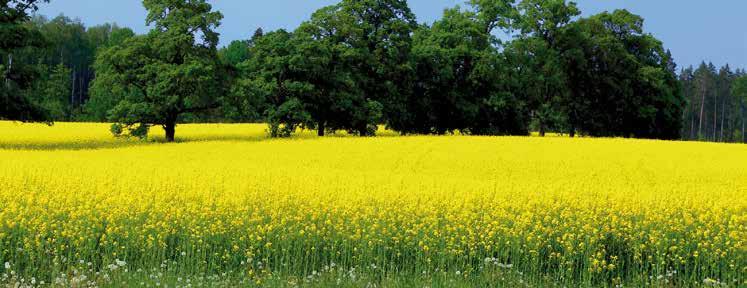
[37,0,746,70]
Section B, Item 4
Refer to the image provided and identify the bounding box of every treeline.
[212,0,689,139]
[1,4,135,121]
[3,0,747,143]
[22,15,135,121]
[680,63,747,143]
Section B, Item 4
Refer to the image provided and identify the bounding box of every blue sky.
[37,1,746,70]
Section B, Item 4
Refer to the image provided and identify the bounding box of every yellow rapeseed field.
[0,121,745,286]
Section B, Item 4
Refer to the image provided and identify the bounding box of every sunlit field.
[0,122,745,287]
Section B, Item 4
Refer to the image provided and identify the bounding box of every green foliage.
[558,9,685,139]
[291,4,379,136]
[399,6,526,135]
[222,0,685,139]
[0,0,51,122]
[503,37,566,135]
[85,23,135,50]
[468,0,516,34]
[733,75,747,104]
[0,1,49,51]
[100,0,224,142]
[218,40,250,67]
[297,0,416,135]
[514,0,580,42]
[232,29,308,128]
[110,121,149,139]
[30,63,71,120]
[266,97,311,138]
[3,0,727,141]
[82,25,137,121]
[402,9,485,134]
[241,0,417,137]
[500,0,580,136]
[6,13,138,122]
[733,75,747,143]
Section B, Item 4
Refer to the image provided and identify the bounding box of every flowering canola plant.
[0,122,745,286]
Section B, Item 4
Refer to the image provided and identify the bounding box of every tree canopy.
[7,0,745,143]
[1,0,51,122]
[559,9,684,139]
[99,0,224,141]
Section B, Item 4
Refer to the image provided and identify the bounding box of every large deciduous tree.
[292,5,377,137]
[251,0,416,137]
[235,29,312,137]
[283,0,415,136]
[83,25,136,121]
[559,9,685,139]
[0,0,51,122]
[338,0,417,136]
[398,1,526,135]
[99,0,223,142]
[507,0,579,136]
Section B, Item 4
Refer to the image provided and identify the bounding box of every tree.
[715,65,732,142]
[82,25,135,121]
[680,64,746,143]
[233,29,312,133]
[732,75,747,143]
[218,40,251,67]
[28,15,93,114]
[558,9,684,139]
[330,0,418,136]
[29,63,71,119]
[252,0,417,137]
[403,8,496,134]
[691,62,716,140]
[291,5,375,137]
[503,36,566,136]
[0,0,51,122]
[0,0,48,52]
[679,66,695,139]
[100,0,224,142]
[469,0,516,34]
[510,0,579,136]
[11,15,135,121]
[397,2,525,136]
[86,23,135,49]
[405,17,478,134]
[265,97,311,137]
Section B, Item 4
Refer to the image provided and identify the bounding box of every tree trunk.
[358,124,370,137]
[164,121,176,142]
[689,98,696,140]
[698,86,706,140]
[78,68,84,111]
[317,121,325,137]
[539,119,546,137]
[720,96,726,142]
[569,128,576,138]
[713,91,718,141]
[742,105,745,143]
[4,54,10,88]
[71,68,76,108]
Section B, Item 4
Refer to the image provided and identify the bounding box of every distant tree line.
[679,63,747,143]
[1,0,135,122]
[2,0,746,143]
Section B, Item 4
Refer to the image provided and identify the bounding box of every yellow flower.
[0,121,744,283]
